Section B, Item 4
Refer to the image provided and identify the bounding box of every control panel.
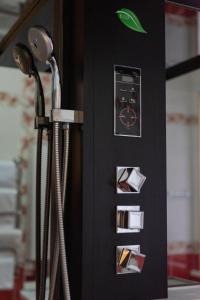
[115,166,146,274]
[114,65,141,137]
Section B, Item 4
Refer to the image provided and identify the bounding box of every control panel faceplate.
[114,65,141,137]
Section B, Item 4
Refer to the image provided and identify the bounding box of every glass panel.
[166,69,200,286]
[0,66,51,298]
[165,3,198,67]
[0,0,36,42]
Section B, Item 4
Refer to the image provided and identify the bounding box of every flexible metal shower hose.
[36,128,43,300]
[53,122,71,300]
[62,125,70,217]
[39,129,53,300]
[49,124,70,300]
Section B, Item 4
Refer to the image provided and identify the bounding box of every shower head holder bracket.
[51,109,84,124]
[35,116,50,129]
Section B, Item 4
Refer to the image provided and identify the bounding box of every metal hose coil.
[39,129,53,300]
[53,122,71,300]
[62,125,70,209]
[36,128,43,300]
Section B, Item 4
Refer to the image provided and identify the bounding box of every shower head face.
[12,44,35,76]
[28,26,54,63]
[13,43,45,117]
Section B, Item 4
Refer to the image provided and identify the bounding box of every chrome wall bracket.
[51,109,84,124]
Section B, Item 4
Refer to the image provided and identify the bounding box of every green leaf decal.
[116,8,147,33]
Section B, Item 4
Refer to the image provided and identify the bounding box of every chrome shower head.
[28,26,61,110]
[12,43,45,117]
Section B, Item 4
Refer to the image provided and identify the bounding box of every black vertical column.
[81,0,167,300]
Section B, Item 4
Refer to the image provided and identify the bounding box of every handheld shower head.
[28,27,71,300]
[12,43,35,76]
[12,43,45,117]
[28,26,53,63]
[28,26,61,109]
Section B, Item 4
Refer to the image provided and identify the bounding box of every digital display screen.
[122,75,134,83]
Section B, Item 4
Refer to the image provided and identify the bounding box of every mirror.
[0,65,51,299]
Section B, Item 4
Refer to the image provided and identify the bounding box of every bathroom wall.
[166,77,199,252]
[166,70,200,280]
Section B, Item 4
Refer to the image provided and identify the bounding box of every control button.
[120,96,127,102]
[126,251,146,273]
[128,211,144,229]
[116,245,146,274]
[116,206,144,233]
[127,168,146,192]
[116,167,146,194]
[119,106,137,129]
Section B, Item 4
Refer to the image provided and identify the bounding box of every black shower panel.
[69,0,168,300]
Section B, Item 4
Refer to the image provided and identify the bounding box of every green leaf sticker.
[116,8,147,33]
